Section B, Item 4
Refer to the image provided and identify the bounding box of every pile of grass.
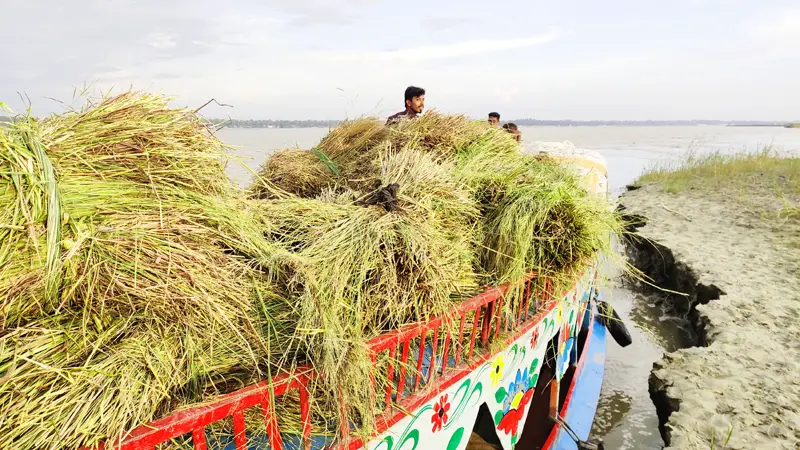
[254,110,620,289]
[255,147,480,434]
[0,91,621,449]
[247,112,621,435]
[454,150,619,287]
[0,92,287,449]
[249,148,336,199]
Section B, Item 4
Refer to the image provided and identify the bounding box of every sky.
[2,0,799,121]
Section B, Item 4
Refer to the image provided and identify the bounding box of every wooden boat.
[90,148,621,450]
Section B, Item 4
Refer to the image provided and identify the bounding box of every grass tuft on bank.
[637,147,800,222]
[638,147,798,192]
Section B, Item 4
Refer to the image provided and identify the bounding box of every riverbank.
[618,150,800,449]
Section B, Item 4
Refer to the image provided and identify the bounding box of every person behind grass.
[386,86,425,125]
[488,112,501,127]
[503,122,521,143]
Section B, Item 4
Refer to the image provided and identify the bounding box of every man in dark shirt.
[386,86,425,125]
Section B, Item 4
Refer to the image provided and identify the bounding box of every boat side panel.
[365,273,596,450]
[550,308,607,450]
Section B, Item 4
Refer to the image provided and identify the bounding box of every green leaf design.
[390,405,432,450]
[374,436,394,450]
[446,428,465,450]
[530,373,539,389]
[543,317,555,337]
[399,429,419,450]
[511,433,519,447]
[468,382,483,408]
[529,357,540,375]
[494,410,504,426]
[494,386,508,404]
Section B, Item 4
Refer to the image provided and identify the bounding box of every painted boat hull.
[545,305,607,450]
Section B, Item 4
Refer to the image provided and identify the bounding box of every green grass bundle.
[0,314,254,450]
[255,147,480,436]
[313,117,389,188]
[253,113,519,200]
[249,148,336,199]
[389,110,516,160]
[456,150,620,288]
[0,92,285,449]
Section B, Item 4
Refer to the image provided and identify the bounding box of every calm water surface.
[218,125,800,449]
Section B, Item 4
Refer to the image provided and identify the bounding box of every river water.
[218,125,800,450]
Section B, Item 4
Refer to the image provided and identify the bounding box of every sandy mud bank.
[618,183,800,449]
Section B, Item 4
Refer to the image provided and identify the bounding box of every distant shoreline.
[3,116,795,129]
[212,119,795,129]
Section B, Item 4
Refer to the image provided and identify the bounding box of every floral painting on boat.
[365,273,596,450]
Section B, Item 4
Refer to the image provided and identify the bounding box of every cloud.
[263,0,375,26]
[148,33,178,50]
[315,31,559,63]
[752,10,800,41]
[93,69,133,81]
[420,17,478,32]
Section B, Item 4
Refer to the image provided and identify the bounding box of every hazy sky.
[2,0,799,120]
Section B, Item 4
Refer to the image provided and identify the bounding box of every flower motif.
[489,354,505,388]
[502,369,532,414]
[556,322,575,376]
[498,390,534,437]
[529,328,540,350]
[517,370,530,396]
[502,382,516,413]
[430,394,451,433]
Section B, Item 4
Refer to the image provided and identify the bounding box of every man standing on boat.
[488,112,501,127]
[386,86,425,125]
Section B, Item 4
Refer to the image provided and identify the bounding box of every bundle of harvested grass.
[456,149,619,288]
[0,92,285,449]
[313,118,388,188]
[0,91,621,449]
[389,110,513,160]
[249,148,336,199]
[255,147,480,435]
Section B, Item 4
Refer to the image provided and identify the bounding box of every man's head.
[503,123,521,142]
[488,112,500,127]
[404,86,425,114]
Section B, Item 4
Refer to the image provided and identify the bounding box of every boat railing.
[92,273,552,450]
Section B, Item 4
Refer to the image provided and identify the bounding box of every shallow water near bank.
[589,279,694,449]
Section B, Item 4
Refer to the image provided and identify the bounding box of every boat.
[90,147,624,450]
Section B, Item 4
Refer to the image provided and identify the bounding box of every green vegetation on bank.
[637,148,799,219]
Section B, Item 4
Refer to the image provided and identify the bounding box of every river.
[218,125,800,450]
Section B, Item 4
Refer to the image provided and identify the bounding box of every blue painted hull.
[551,308,607,449]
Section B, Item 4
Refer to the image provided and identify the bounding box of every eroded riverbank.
[618,181,800,449]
